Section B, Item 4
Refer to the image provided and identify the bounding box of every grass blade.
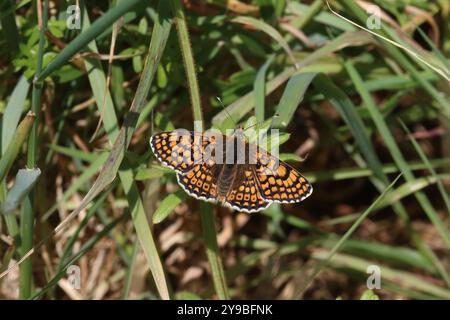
[232,16,298,68]
[37,0,144,81]
[344,60,450,285]
[201,203,230,299]
[400,121,450,218]
[0,112,35,184]
[297,174,403,296]
[271,72,317,128]
[313,74,386,184]
[2,75,30,153]
[170,0,229,299]
[153,190,187,224]
[0,168,41,214]
[212,31,371,127]
[254,55,274,122]
[344,61,450,248]
[170,0,203,124]
[311,250,450,299]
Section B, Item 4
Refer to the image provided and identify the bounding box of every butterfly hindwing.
[177,163,218,202]
[225,167,270,213]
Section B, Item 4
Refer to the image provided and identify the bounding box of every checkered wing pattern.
[150,130,216,174]
[150,130,313,212]
[176,163,218,202]
[225,167,270,213]
[254,148,313,203]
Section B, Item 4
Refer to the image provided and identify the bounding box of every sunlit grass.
[0,0,449,300]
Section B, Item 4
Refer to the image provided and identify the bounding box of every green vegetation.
[0,0,449,300]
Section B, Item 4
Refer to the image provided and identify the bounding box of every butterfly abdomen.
[217,164,238,201]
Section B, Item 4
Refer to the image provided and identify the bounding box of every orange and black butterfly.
[150,128,312,213]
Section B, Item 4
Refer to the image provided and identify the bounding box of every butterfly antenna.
[243,113,279,132]
[216,97,238,127]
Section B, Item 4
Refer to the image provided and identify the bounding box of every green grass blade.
[287,1,355,32]
[340,0,450,118]
[2,75,30,153]
[334,239,434,272]
[311,250,450,299]
[170,0,203,124]
[212,31,371,127]
[345,61,450,248]
[153,190,187,224]
[313,74,386,184]
[400,121,450,218]
[0,112,35,183]
[305,158,450,183]
[201,202,230,299]
[0,168,41,214]
[19,0,49,299]
[373,174,450,211]
[36,0,143,81]
[254,55,274,122]
[271,72,317,128]
[30,212,127,300]
[46,144,99,163]
[232,16,297,67]
[297,174,402,296]
[170,0,229,299]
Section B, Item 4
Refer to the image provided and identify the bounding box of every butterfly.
[150,128,312,213]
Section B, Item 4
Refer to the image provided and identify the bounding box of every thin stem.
[169,0,203,125]
[169,0,229,299]
[201,203,230,299]
[19,0,48,299]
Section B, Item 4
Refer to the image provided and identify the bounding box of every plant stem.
[169,0,229,299]
[19,0,48,299]
[201,203,230,299]
[169,0,203,125]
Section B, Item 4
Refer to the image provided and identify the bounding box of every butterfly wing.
[254,148,312,203]
[224,166,270,213]
[151,130,312,210]
[176,163,219,202]
[150,130,217,174]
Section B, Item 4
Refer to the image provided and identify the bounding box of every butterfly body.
[216,164,238,202]
[150,129,312,213]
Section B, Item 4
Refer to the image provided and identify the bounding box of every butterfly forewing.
[150,130,216,174]
[253,148,313,203]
